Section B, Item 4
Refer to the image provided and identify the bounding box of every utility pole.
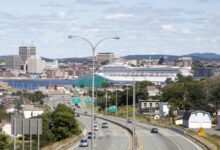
[106,89,108,115]
[132,79,136,150]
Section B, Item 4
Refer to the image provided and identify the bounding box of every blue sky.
[0,0,219,58]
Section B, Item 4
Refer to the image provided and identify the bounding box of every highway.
[72,115,131,150]
[77,100,202,150]
[107,116,202,150]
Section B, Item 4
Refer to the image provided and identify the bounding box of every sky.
[0,0,220,58]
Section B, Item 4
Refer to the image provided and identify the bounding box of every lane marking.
[144,131,163,150]
[166,135,182,150]
[136,130,144,150]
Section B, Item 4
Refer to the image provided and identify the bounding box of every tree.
[51,104,80,141]
[40,113,55,147]
[176,73,193,83]
[210,85,220,115]
[0,133,9,150]
[0,106,9,123]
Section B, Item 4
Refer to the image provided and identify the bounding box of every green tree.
[40,113,55,147]
[0,106,9,123]
[210,85,220,115]
[0,133,9,150]
[176,73,193,83]
[51,104,80,141]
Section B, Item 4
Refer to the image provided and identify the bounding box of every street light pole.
[132,78,136,150]
[68,35,120,150]
[116,89,118,118]
[106,89,108,116]
[126,84,129,121]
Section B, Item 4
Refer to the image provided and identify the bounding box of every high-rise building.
[19,46,36,61]
[96,52,117,64]
[5,55,22,70]
[27,56,44,74]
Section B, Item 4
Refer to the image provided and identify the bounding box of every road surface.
[107,116,202,150]
[72,115,131,150]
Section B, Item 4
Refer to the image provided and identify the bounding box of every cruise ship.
[96,65,192,85]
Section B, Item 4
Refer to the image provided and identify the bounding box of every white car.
[79,139,88,147]
[94,125,99,131]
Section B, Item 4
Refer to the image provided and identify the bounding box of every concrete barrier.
[170,126,186,135]
[80,113,138,150]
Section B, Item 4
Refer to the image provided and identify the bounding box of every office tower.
[27,56,44,74]
[5,55,22,70]
[19,46,36,62]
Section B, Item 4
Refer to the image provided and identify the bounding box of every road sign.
[197,127,205,137]
[86,98,92,105]
[11,117,42,135]
[108,105,117,113]
[71,97,81,105]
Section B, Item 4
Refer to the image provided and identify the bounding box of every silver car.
[79,139,88,147]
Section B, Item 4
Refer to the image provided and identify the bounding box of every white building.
[23,105,44,119]
[96,52,117,64]
[43,60,59,70]
[147,86,160,97]
[159,102,170,117]
[183,111,212,129]
[1,123,12,136]
[27,56,44,74]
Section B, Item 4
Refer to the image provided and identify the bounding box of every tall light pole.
[126,84,129,121]
[116,88,118,118]
[105,89,108,116]
[132,77,136,150]
[68,35,120,150]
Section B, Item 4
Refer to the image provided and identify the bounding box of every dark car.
[102,123,108,128]
[127,119,132,123]
[76,113,80,117]
[87,131,96,139]
[151,128,158,133]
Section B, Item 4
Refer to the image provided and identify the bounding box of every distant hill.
[186,53,220,61]
[123,53,220,61]
[0,52,220,63]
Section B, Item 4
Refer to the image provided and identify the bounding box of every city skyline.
[0,0,220,58]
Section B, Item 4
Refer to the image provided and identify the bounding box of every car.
[79,139,88,147]
[127,119,132,123]
[84,111,88,114]
[151,128,158,133]
[94,125,99,131]
[102,123,108,128]
[87,132,95,139]
[76,113,80,117]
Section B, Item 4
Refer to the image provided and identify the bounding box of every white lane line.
[166,135,182,150]
[142,130,163,150]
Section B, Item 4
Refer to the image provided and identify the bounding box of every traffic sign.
[71,97,81,105]
[197,127,205,137]
[108,105,117,113]
[86,98,92,105]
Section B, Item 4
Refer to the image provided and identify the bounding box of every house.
[138,98,160,115]
[159,102,170,117]
[175,116,183,125]
[147,86,159,97]
[0,123,12,136]
[22,105,44,119]
[183,111,212,129]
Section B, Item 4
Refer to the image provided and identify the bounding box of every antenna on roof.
[31,41,34,46]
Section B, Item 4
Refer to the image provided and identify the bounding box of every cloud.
[105,13,135,20]
[161,24,175,31]
[75,0,116,5]
[58,11,66,19]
